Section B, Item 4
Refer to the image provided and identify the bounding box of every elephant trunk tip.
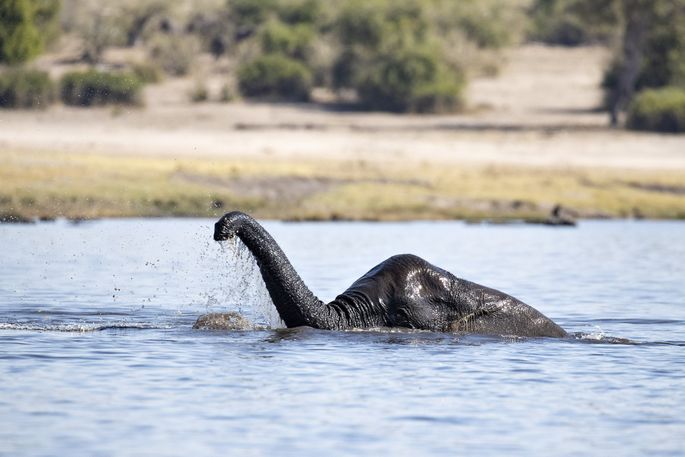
[214,213,238,241]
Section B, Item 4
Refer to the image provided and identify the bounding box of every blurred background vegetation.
[1,0,682,129]
[2,0,685,222]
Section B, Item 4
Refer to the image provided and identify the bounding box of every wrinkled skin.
[213,211,567,338]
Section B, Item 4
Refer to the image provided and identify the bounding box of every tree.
[529,0,685,126]
[0,0,42,64]
[605,0,654,126]
[605,0,685,126]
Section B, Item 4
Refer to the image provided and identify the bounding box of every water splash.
[0,322,172,332]
[570,326,634,344]
[211,237,284,329]
[579,325,606,340]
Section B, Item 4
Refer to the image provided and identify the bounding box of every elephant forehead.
[403,270,426,299]
[402,268,453,297]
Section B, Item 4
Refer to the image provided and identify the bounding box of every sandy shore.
[4,110,684,170]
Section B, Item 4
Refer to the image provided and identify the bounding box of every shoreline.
[2,149,684,223]
[1,213,677,225]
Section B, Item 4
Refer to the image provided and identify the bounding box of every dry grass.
[2,149,684,222]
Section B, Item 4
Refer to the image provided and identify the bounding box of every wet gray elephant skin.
[212,211,567,338]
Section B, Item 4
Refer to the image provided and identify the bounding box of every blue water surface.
[1,219,683,456]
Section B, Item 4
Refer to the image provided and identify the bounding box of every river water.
[1,219,683,456]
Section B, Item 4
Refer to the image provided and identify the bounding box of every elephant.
[204,211,567,338]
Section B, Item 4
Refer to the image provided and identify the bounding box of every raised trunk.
[214,212,338,328]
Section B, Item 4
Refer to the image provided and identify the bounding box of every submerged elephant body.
[211,211,567,338]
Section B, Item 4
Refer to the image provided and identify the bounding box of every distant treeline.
[1,0,684,130]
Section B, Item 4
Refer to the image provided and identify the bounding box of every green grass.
[1,149,685,222]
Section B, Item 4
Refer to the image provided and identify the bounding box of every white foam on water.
[0,322,172,332]
[578,325,606,341]
[212,238,284,329]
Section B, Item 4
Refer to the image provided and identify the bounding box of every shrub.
[260,21,314,60]
[356,47,464,113]
[633,14,685,91]
[0,68,55,109]
[626,87,685,133]
[332,48,362,89]
[411,80,464,113]
[330,0,496,111]
[383,1,428,46]
[60,70,143,106]
[230,0,276,37]
[334,1,385,48]
[277,0,321,25]
[238,54,312,101]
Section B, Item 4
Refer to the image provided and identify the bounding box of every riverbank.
[2,45,684,222]
[2,148,684,222]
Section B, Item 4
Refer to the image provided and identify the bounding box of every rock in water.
[193,312,252,330]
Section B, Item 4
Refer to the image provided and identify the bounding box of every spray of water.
[212,237,284,329]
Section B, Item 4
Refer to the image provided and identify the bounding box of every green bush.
[277,0,321,25]
[230,0,276,36]
[356,47,464,113]
[635,17,685,90]
[334,1,385,48]
[332,48,362,89]
[60,70,143,106]
[411,80,464,113]
[0,68,55,109]
[627,87,685,133]
[0,0,43,64]
[238,54,312,101]
[260,21,314,60]
[336,0,426,48]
